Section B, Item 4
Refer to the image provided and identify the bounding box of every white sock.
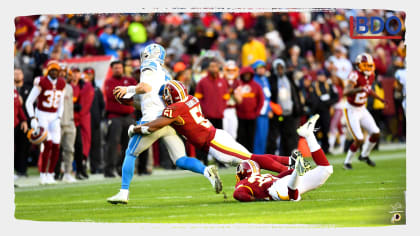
[344,149,356,164]
[305,133,321,153]
[120,189,129,196]
[288,170,301,190]
[339,135,346,152]
[328,134,336,150]
[361,140,376,157]
[203,167,213,183]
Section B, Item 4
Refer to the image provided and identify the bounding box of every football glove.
[30,118,39,130]
[128,124,135,137]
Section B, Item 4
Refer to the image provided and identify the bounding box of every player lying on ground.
[233,114,333,201]
[129,80,302,174]
[107,44,222,205]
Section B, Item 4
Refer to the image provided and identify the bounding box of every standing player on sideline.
[129,80,303,174]
[233,114,333,202]
[25,61,66,184]
[342,53,387,170]
[107,44,222,204]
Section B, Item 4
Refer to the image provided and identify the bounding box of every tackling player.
[342,53,387,170]
[107,44,222,204]
[233,114,333,202]
[129,80,302,174]
[25,60,66,184]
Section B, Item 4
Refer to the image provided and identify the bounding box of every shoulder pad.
[140,60,159,72]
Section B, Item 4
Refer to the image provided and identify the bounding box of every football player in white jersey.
[107,44,222,204]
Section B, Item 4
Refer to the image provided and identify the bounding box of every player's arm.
[233,185,255,202]
[132,115,183,135]
[113,69,156,99]
[25,81,41,120]
[343,81,364,96]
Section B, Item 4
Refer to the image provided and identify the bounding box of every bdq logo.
[349,15,403,39]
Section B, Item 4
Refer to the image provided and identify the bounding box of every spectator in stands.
[241,29,267,67]
[267,58,303,156]
[14,68,29,178]
[219,25,242,63]
[103,60,137,177]
[235,66,264,153]
[83,67,105,174]
[251,60,272,154]
[99,25,125,59]
[325,45,352,81]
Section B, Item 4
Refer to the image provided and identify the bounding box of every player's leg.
[108,125,175,204]
[46,117,61,184]
[160,132,222,194]
[295,114,333,195]
[343,107,364,169]
[37,111,52,184]
[359,108,380,166]
[209,129,289,173]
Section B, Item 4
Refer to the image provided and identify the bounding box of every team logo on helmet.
[141,43,166,64]
[162,80,188,106]
[235,160,260,183]
[355,53,375,76]
[27,127,48,145]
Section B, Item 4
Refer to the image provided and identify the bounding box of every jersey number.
[189,106,211,128]
[42,90,62,109]
[247,174,274,187]
[354,92,367,104]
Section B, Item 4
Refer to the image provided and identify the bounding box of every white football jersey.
[138,59,172,122]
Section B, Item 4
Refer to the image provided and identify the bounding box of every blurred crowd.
[14,10,406,181]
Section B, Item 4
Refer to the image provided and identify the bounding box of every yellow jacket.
[241,40,267,67]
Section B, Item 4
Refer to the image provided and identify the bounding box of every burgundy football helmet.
[162,80,188,105]
[27,127,48,145]
[236,160,260,183]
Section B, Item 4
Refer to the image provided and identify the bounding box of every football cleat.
[343,163,353,170]
[45,173,57,184]
[294,153,308,176]
[297,114,320,138]
[358,155,376,167]
[107,190,129,204]
[205,165,223,194]
[289,149,312,170]
[39,173,47,185]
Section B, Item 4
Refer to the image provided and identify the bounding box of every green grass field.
[14,148,406,227]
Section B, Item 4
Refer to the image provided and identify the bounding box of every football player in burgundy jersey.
[25,60,66,184]
[233,114,333,202]
[129,80,300,174]
[342,53,387,170]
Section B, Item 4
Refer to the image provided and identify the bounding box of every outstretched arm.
[132,115,182,134]
[343,81,364,96]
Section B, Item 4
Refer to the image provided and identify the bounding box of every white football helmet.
[140,43,166,65]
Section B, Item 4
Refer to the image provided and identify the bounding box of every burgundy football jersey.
[346,70,375,107]
[162,95,216,152]
[234,173,278,201]
[35,76,66,113]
